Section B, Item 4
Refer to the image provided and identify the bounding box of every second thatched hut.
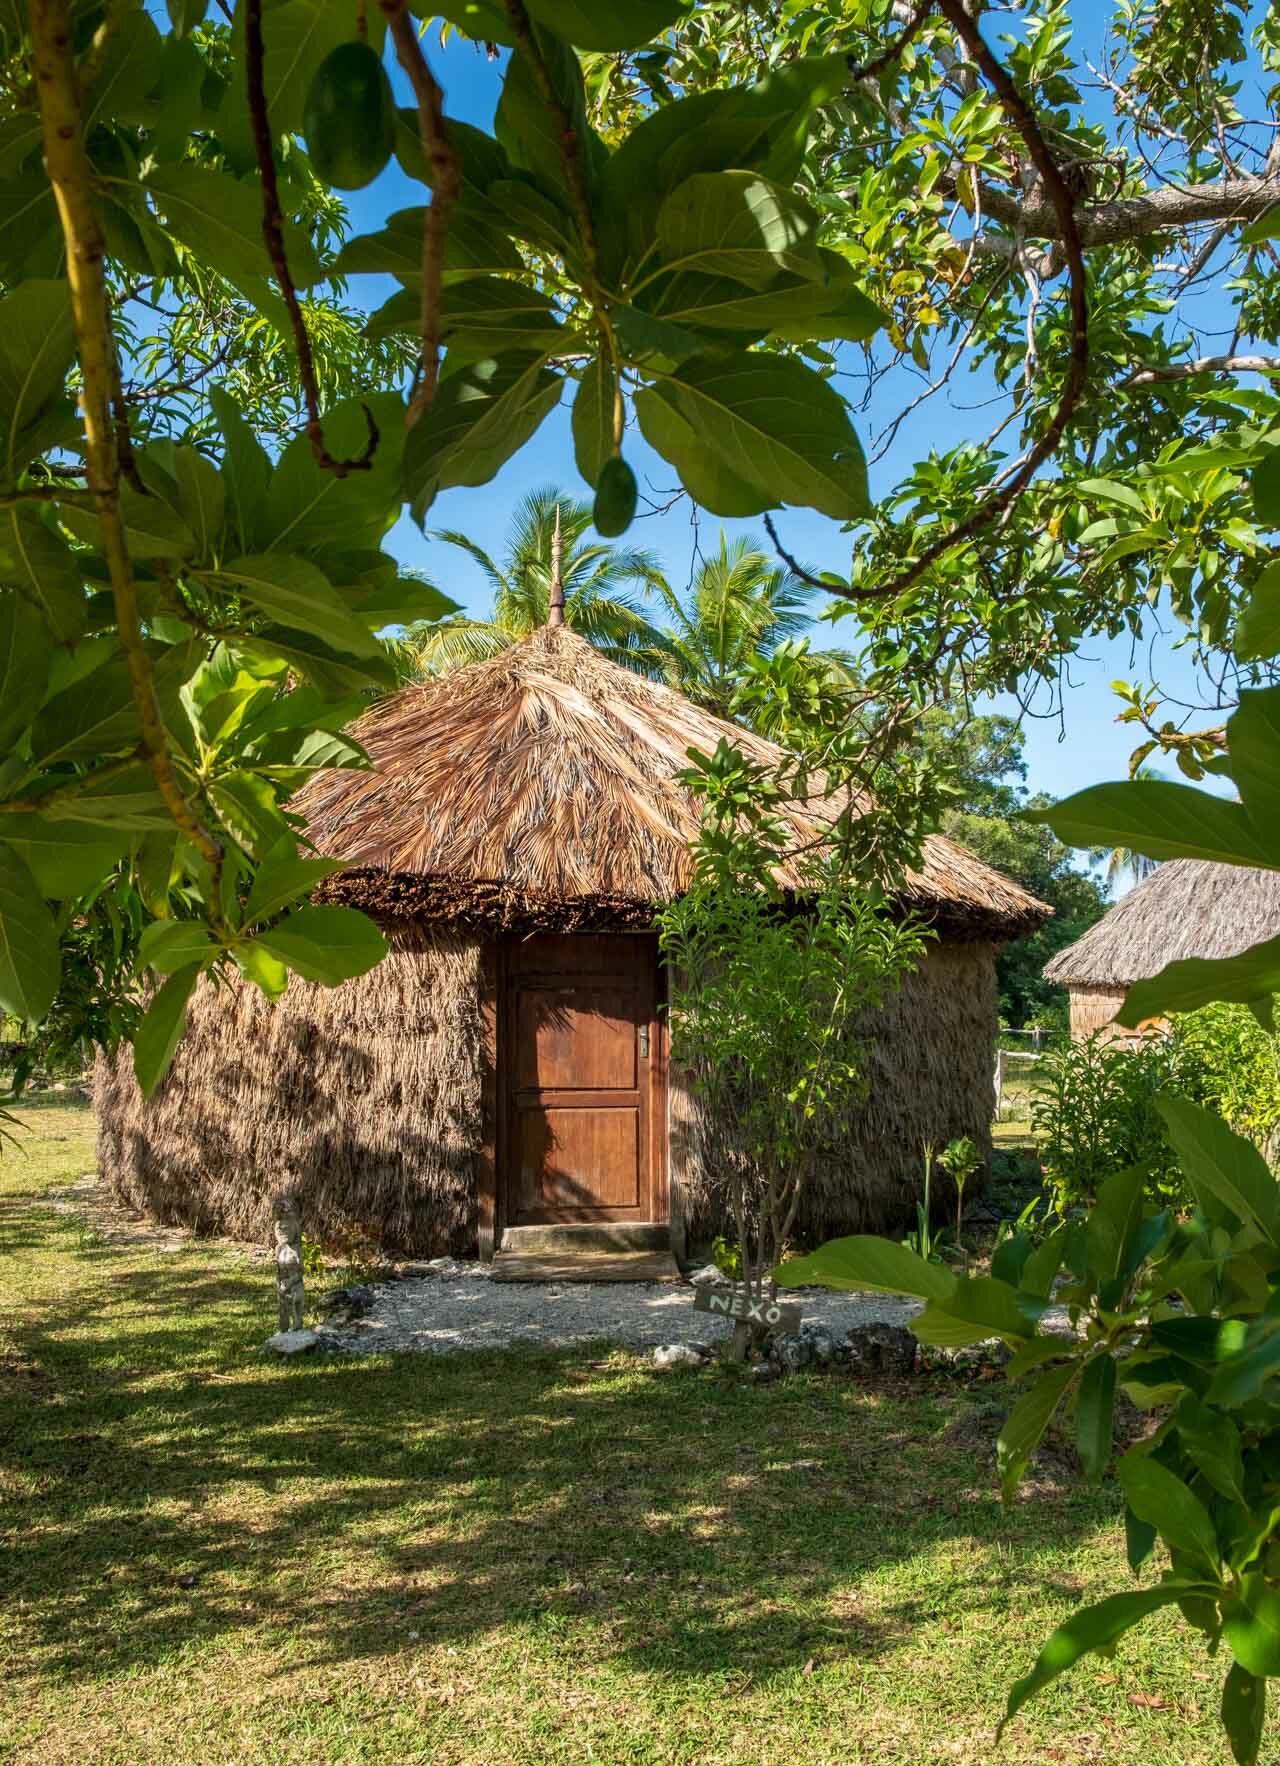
[97,624,1049,1260]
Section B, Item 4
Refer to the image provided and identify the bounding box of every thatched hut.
[97,624,1049,1260]
[1044,859,1280,1040]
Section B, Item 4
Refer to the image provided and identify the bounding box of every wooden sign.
[692,1283,801,1333]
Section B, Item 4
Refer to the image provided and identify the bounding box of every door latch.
[638,1026,650,1058]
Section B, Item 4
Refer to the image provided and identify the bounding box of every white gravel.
[315,1261,923,1356]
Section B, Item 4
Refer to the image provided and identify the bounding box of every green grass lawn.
[0,1099,1254,1765]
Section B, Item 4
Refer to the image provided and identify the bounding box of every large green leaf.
[1177,1396,1246,1504]
[0,843,58,1020]
[643,351,869,520]
[1206,1320,1280,1407]
[238,627,398,700]
[1236,560,1280,662]
[138,918,220,975]
[210,387,271,555]
[1075,1354,1116,1482]
[0,814,132,898]
[83,3,163,130]
[999,1586,1205,1735]
[1118,1452,1219,1567]
[649,264,885,342]
[334,206,523,282]
[253,904,388,984]
[174,447,226,564]
[571,355,618,488]
[1221,1661,1266,1766]
[911,1274,1040,1348]
[773,1234,957,1300]
[0,509,85,642]
[1085,1163,1146,1282]
[1224,1575,1280,1677]
[996,1360,1076,1500]
[1227,687,1280,835]
[1158,1094,1280,1241]
[0,592,50,753]
[204,555,383,658]
[133,964,201,1097]
[261,0,382,136]
[244,835,343,925]
[263,393,406,552]
[656,171,822,289]
[634,385,771,516]
[436,277,563,354]
[1119,933,1280,1025]
[39,765,169,830]
[147,165,322,288]
[209,769,292,861]
[404,354,562,523]
[1027,781,1280,867]
[0,279,76,480]
[495,24,601,208]
[522,0,691,50]
[61,481,197,559]
[1252,449,1280,524]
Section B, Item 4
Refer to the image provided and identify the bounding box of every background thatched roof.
[1044,858,1280,987]
[297,626,1048,939]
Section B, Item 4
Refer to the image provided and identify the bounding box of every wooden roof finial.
[547,501,565,627]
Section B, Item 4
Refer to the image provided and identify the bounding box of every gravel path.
[316,1261,923,1356]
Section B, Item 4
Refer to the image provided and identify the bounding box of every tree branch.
[244,0,376,473]
[28,0,221,874]
[845,4,929,84]
[0,748,147,816]
[380,0,460,430]
[977,172,1280,251]
[1121,353,1280,387]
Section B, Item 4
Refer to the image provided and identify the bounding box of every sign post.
[692,1283,801,1334]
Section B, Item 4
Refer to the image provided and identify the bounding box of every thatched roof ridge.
[296,626,1048,939]
[1044,858,1280,987]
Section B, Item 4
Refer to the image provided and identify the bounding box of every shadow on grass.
[3,1194,1116,1699]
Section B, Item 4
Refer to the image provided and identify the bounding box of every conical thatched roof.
[1044,858,1280,988]
[298,625,1048,939]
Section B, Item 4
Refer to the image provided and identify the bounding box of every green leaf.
[1177,1396,1246,1504]
[0,509,85,642]
[1075,1354,1116,1482]
[1158,1094,1280,1241]
[1227,687,1280,835]
[1085,1164,1146,1282]
[60,482,197,560]
[335,205,523,281]
[997,1360,1076,1500]
[0,843,58,1021]
[641,351,869,520]
[167,0,208,36]
[1117,1452,1219,1568]
[912,1274,1041,1348]
[40,765,169,830]
[1206,1320,1280,1407]
[253,904,388,984]
[1225,1575,1280,1677]
[263,393,406,553]
[209,769,292,861]
[244,835,343,924]
[0,278,76,480]
[0,592,50,753]
[133,964,201,1097]
[1027,782,1280,867]
[522,0,691,50]
[486,179,578,258]
[1119,932,1280,1025]
[1236,559,1280,662]
[147,165,322,289]
[495,25,601,209]
[204,555,383,658]
[403,355,562,523]
[1243,204,1280,244]
[262,0,381,136]
[138,918,220,975]
[771,1233,957,1300]
[0,814,131,897]
[1221,1661,1265,1766]
[572,355,618,488]
[414,1,515,48]
[649,263,886,342]
[237,627,398,700]
[234,937,290,999]
[209,387,271,555]
[1252,449,1280,525]
[31,655,138,764]
[174,447,226,564]
[1000,1587,1204,1735]
[634,383,767,516]
[656,171,822,289]
[435,277,563,354]
[83,4,162,130]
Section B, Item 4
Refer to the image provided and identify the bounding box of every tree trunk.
[273,1192,305,1331]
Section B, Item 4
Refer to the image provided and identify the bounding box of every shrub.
[1174,1002,1280,1159]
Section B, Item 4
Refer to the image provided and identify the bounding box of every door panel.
[503,935,660,1224]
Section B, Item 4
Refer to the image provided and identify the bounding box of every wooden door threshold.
[490,1248,681,1284]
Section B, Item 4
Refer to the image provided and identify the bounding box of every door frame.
[477,931,668,1256]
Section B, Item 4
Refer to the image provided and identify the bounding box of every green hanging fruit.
[593,456,638,537]
[303,41,395,192]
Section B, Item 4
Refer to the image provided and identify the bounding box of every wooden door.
[502,934,663,1224]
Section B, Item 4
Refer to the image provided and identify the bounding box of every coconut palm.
[642,534,846,717]
[402,486,670,676]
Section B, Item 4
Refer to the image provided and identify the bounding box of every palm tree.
[642,534,841,717]
[402,486,670,675]
[1101,762,1164,891]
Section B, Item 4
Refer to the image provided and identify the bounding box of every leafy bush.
[1033,1005,1280,1211]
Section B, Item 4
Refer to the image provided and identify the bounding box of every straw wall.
[1067,985,1127,1041]
[95,928,485,1254]
[670,940,1000,1248]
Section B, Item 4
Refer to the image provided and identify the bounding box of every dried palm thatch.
[96,928,484,1253]
[672,941,998,1245]
[1044,859,1280,988]
[298,626,1047,941]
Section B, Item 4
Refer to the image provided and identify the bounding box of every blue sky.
[335,19,1249,810]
